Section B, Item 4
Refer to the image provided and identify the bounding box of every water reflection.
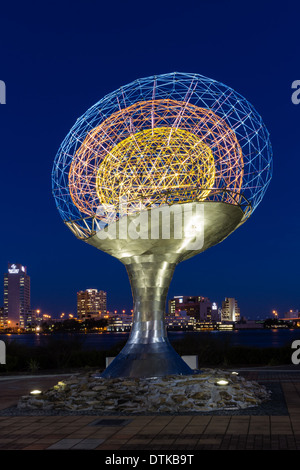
[1,328,300,350]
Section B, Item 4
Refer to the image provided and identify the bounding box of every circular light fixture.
[216,379,229,386]
[30,389,42,395]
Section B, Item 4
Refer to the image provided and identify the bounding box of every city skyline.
[0,1,299,322]
[1,261,297,323]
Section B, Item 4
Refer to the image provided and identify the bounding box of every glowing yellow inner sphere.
[96,127,215,210]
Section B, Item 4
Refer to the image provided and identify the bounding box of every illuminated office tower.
[169,295,212,321]
[4,263,31,329]
[221,297,240,322]
[77,289,107,320]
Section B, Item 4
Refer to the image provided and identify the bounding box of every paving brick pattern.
[1,368,300,450]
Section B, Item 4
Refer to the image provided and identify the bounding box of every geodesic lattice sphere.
[52,72,272,239]
[96,126,216,209]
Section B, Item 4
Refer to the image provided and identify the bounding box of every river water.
[1,328,300,351]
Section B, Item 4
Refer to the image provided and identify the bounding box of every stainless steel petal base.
[86,202,244,378]
[99,335,194,378]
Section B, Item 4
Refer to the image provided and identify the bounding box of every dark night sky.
[0,0,299,320]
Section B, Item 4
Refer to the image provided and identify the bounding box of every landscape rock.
[17,368,271,414]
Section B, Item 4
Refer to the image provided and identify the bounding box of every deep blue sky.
[0,0,299,320]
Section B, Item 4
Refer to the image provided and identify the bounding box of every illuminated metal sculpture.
[52,72,272,378]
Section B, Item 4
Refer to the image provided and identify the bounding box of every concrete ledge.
[105,357,115,367]
[181,355,199,370]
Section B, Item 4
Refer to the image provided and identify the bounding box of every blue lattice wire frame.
[52,72,273,239]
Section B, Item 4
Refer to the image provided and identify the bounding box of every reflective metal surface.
[86,202,244,378]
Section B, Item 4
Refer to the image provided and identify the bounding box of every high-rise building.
[77,289,107,320]
[221,297,240,322]
[168,295,215,322]
[3,263,31,329]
